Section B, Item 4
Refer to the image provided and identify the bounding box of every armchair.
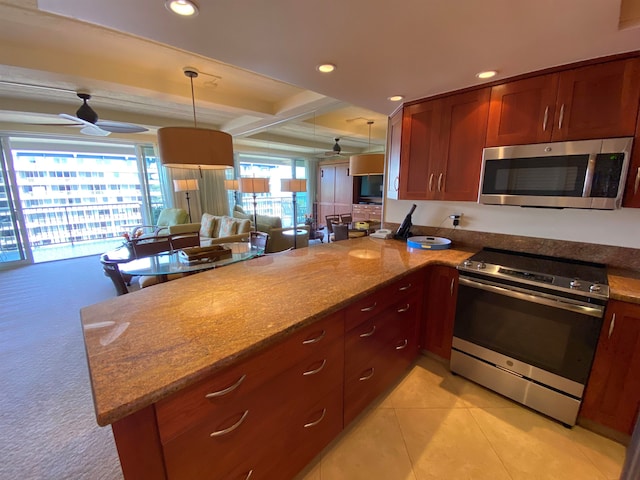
[129,208,189,239]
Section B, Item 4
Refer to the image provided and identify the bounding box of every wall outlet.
[449,213,462,227]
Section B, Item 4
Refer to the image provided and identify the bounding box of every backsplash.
[391,224,640,271]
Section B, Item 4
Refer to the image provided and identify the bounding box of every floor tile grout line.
[466,406,516,480]
[391,406,420,480]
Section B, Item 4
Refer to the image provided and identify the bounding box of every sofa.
[173,213,253,247]
[231,206,309,253]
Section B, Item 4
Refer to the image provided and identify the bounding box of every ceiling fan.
[318,138,353,158]
[59,93,148,136]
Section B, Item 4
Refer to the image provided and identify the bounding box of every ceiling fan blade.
[59,113,111,136]
[95,120,148,134]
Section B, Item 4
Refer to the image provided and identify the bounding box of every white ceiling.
[0,0,638,158]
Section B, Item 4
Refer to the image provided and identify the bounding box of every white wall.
[385,198,640,249]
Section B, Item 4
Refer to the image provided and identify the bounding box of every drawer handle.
[302,330,326,345]
[396,339,409,350]
[360,325,376,338]
[398,283,412,291]
[210,410,249,437]
[205,374,246,399]
[244,470,253,480]
[304,408,327,428]
[359,368,375,381]
[397,304,410,313]
[360,302,377,312]
[303,359,327,376]
[608,313,616,340]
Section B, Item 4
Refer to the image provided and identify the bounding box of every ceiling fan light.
[165,0,199,17]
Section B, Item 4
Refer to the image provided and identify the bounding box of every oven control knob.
[477,262,486,270]
[589,284,601,292]
[463,260,473,267]
[569,279,582,289]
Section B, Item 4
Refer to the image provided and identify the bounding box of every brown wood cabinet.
[580,300,640,436]
[343,270,424,425]
[422,265,458,360]
[317,162,353,227]
[623,114,640,207]
[486,57,640,147]
[352,204,382,222]
[399,88,490,201]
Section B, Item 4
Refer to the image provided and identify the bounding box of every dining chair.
[250,231,269,253]
[339,213,353,224]
[100,257,129,296]
[332,223,349,241]
[169,231,200,251]
[325,215,341,243]
[130,236,172,258]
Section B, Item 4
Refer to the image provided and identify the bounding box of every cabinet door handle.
[558,104,565,130]
[608,313,616,340]
[394,176,399,192]
[634,167,640,195]
[302,359,327,376]
[304,408,327,428]
[244,470,254,480]
[210,410,249,437]
[302,330,326,344]
[395,339,409,350]
[398,283,412,291]
[428,173,434,192]
[450,278,455,296]
[437,173,443,192]
[397,304,410,313]
[360,325,376,338]
[542,105,549,131]
[205,374,246,399]
[360,302,377,312]
[359,367,375,381]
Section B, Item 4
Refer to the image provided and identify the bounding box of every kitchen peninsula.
[81,237,640,479]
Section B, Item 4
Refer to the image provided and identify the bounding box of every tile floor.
[295,355,626,480]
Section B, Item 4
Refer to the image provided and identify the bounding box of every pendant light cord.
[190,74,197,128]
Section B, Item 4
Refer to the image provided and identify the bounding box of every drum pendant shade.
[158,127,233,169]
[349,153,385,176]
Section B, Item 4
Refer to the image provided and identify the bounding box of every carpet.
[0,255,124,479]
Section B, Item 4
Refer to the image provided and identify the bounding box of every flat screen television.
[359,175,383,201]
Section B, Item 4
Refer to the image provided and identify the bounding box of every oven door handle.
[459,277,604,318]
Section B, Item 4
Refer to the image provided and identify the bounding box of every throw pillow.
[200,213,217,238]
[218,216,237,237]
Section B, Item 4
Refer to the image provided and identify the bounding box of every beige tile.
[559,426,626,480]
[395,408,512,480]
[387,357,468,409]
[470,407,609,480]
[294,455,322,480]
[320,408,417,480]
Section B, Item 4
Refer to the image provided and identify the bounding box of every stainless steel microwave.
[478,138,633,209]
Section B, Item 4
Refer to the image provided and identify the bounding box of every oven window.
[482,154,589,196]
[454,284,602,384]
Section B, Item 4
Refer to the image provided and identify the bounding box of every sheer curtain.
[159,166,229,223]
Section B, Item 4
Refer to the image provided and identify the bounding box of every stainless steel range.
[451,248,608,426]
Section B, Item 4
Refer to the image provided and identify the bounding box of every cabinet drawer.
[345,270,425,332]
[157,311,344,443]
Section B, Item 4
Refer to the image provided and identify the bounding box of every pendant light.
[158,68,233,175]
[349,121,384,176]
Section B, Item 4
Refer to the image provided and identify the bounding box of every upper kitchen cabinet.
[486,57,640,146]
[386,108,402,200]
[623,114,640,208]
[317,161,353,224]
[399,88,490,201]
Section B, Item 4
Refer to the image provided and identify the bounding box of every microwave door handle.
[582,154,597,197]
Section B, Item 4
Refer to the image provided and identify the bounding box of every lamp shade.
[238,177,270,194]
[173,179,199,192]
[224,179,239,191]
[158,127,234,169]
[281,178,307,192]
[349,153,385,176]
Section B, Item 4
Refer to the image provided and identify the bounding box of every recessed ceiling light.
[317,63,336,73]
[165,0,199,17]
[476,70,497,79]
[388,95,404,102]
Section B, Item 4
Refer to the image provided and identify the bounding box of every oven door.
[454,276,604,388]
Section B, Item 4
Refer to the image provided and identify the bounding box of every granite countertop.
[81,238,640,427]
[81,238,474,426]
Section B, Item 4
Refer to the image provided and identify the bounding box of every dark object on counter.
[394,204,416,240]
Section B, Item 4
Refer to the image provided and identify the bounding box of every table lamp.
[281,178,307,249]
[238,177,270,231]
[173,179,199,222]
[224,179,240,211]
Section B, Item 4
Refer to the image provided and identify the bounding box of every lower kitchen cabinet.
[581,300,640,435]
[344,270,424,425]
[422,265,458,360]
